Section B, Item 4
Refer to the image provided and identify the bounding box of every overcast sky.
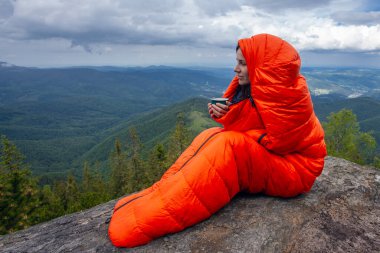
[0,0,380,68]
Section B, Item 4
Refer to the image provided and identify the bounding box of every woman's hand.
[208,102,230,118]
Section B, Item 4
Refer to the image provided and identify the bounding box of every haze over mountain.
[0,62,230,177]
[303,67,380,99]
[0,62,379,178]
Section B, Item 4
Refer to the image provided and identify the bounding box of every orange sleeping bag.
[108,34,327,248]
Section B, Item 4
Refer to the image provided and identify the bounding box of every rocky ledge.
[0,156,379,252]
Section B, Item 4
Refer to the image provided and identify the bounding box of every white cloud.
[333,11,380,25]
[198,6,380,52]
[0,0,380,67]
[0,0,13,22]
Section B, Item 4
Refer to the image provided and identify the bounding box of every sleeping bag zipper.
[106,131,221,223]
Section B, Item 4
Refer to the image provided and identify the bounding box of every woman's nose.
[234,65,240,73]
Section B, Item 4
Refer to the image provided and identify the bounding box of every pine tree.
[82,161,91,193]
[35,184,64,223]
[91,162,111,202]
[147,143,168,184]
[374,156,380,169]
[80,161,111,209]
[126,128,147,191]
[0,135,40,234]
[52,180,66,210]
[64,172,81,213]
[167,112,191,164]
[109,138,128,197]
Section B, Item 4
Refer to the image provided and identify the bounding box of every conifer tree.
[80,161,94,208]
[167,112,191,164]
[92,161,110,199]
[91,161,111,202]
[64,172,81,213]
[82,161,91,193]
[52,180,66,209]
[126,127,147,191]
[35,184,64,223]
[147,143,168,184]
[374,156,380,169]
[80,161,111,209]
[0,135,40,234]
[110,138,128,197]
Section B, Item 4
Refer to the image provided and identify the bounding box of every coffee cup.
[211,97,229,105]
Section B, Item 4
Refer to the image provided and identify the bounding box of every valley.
[0,63,379,178]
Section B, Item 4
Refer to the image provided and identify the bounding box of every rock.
[0,156,379,252]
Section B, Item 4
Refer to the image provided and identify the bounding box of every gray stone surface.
[0,156,379,253]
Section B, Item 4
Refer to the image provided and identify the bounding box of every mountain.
[1,63,379,177]
[0,65,230,176]
[313,96,380,145]
[78,97,218,169]
[302,67,380,99]
[0,61,16,68]
[78,95,380,174]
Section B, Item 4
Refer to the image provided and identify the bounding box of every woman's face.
[234,48,250,85]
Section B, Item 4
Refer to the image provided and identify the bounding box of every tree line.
[0,113,191,235]
[1,110,379,235]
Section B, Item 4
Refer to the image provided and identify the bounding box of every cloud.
[4,0,203,46]
[333,11,380,25]
[0,0,14,22]
[241,0,333,12]
[193,0,333,16]
[362,0,380,11]
[1,0,380,55]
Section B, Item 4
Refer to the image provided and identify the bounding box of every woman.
[108,33,327,248]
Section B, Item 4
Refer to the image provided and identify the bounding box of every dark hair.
[236,44,240,52]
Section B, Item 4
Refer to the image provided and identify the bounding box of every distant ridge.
[0,65,227,176]
[79,97,218,167]
[0,65,379,177]
[0,61,14,67]
[63,65,181,72]
[81,96,380,171]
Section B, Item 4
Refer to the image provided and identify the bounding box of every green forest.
[0,112,197,235]
[2,66,380,181]
[2,66,380,179]
[1,108,379,235]
[1,66,380,236]
[0,66,229,177]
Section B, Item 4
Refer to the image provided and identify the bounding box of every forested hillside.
[0,64,379,179]
[313,96,380,144]
[1,100,378,236]
[76,96,380,172]
[0,65,230,176]
[80,97,218,167]
[1,81,379,236]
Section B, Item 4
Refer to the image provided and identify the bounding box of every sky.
[0,0,380,68]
